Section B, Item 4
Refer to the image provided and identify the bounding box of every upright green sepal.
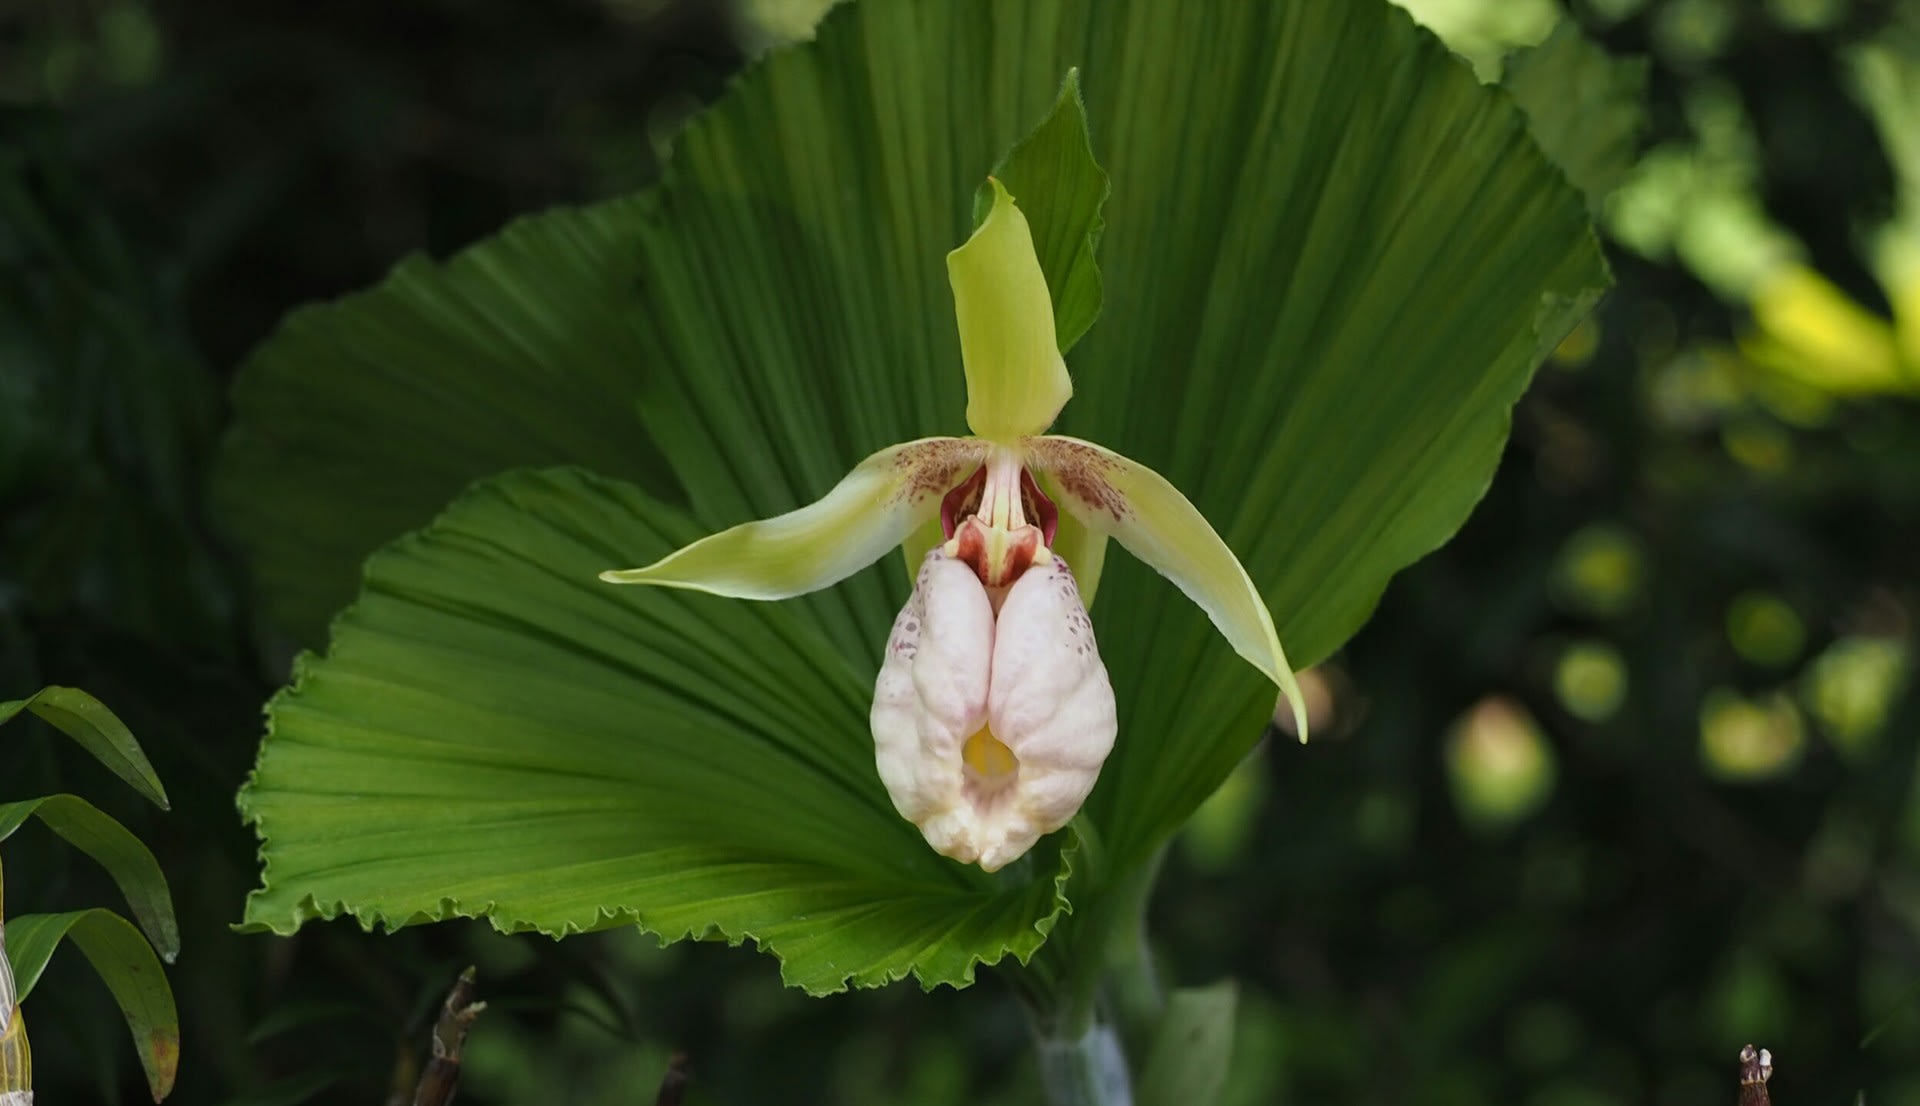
[950,180,1073,441]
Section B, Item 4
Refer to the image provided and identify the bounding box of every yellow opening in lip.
[962,725,1018,779]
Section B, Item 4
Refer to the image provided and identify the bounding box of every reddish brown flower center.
[938,457,1059,588]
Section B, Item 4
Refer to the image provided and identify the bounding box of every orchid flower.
[602,179,1304,872]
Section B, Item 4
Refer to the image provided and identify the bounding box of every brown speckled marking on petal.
[1026,437,1131,523]
[893,439,988,508]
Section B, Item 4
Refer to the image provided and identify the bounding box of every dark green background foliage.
[2,1,1917,1103]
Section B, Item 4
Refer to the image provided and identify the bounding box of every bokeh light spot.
[1446,696,1557,831]
[1553,316,1602,369]
[1699,688,1805,781]
[1554,639,1629,723]
[1720,418,1794,473]
[1552,524,1645,619]
[1726,591,1805,668]
[1804,636,1911,756]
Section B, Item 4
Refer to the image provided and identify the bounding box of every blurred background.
[3,0,1918,1102]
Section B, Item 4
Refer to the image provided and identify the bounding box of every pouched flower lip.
[601,177,1305,867]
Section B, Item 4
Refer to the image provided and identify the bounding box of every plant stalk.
[0,1007,29,1106]
[1031,1017,1132,1106]
[0,858,27,1106]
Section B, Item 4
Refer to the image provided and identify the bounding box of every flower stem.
[1030,1015,1133,1106]
[0,856,27,1104]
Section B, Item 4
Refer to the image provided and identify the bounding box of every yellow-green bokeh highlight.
[1554,640,1629,723]
[1446,697,1557,832]
[1699,688,1805,781]
[1552,315,1602,369]
[1719,416,1794,473]
[1655,0,1737,62]
[1726,591,1805,668]
[1803,636,1911,758]
[1552,524,1646,619]
[1389,0,1558,78]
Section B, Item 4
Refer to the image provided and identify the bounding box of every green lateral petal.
[0,796,179,962]
[600,437,983,599]
[240,468,1072,994]
[950,180,1073,441]
[5,909,179,1101]
[1028,436,1306,738]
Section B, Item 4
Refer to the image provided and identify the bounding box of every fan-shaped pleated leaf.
[223,0,1608,966]
[237,468,1074,994]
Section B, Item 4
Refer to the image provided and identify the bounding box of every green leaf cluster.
[2,686,179,1101]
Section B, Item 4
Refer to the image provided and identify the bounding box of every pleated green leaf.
[0,795,179,961]
[5,909,179,1101]
[211,202,683,645]
[976,68,1110,354]
[237,468,1074,994]
[1502,21,1649,211]
[1,686,169,810]
[225,0,1607,969]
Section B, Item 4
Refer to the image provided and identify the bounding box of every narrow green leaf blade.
[976,68,1111,354]
[0,795,179,962]
[238,468,1072,995]
[4,909,179,1101]
[1137,981,1238,1106]
[0,687,168,809]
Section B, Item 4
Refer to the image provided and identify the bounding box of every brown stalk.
[1738,1044,1773,1106]
[411,967,485,1106]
